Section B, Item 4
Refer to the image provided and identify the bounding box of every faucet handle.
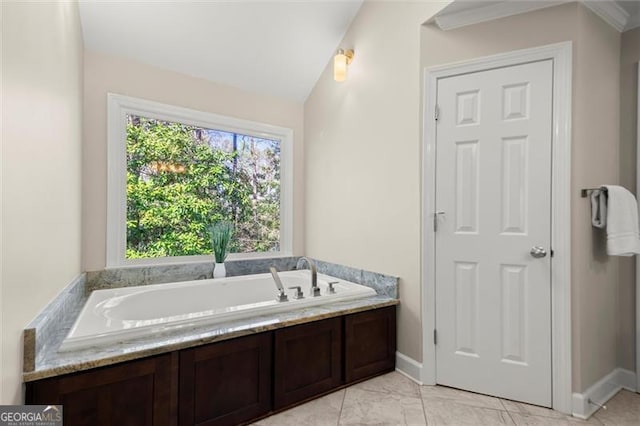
[327,281,338,294]
[288,286,304,299]
[276,290,289,302]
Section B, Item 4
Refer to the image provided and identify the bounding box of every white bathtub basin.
[60,270,377,351]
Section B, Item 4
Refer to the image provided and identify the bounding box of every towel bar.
[581,187,607,198]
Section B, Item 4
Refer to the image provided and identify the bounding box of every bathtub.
[60,270,377,351]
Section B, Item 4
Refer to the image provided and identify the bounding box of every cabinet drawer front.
[179,333,272,426]
[345,306,396,383]
[274,317,342,409]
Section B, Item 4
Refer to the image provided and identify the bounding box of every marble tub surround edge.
[312,259,399,299]
[23,296,398,382]
[225,256,301,277]
[85,256,398,298]
[85,256,301,292]
[23,273,88,372]
[23,256,399,381]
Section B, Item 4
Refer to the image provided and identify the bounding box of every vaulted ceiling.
[79,1,638,104]
[79,0,363,102]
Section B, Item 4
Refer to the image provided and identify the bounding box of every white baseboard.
[395,352,424,385]
[572,368,637,419]
[616,368,637,392]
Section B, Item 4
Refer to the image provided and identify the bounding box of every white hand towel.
[590,189,607,228]
[603,185,640,256]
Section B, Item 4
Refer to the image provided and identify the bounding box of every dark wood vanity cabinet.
[345,306,396,383]
[26,305,396,426]
[273,317,342,409]
[179,333,272,426]
[27,353,178,426]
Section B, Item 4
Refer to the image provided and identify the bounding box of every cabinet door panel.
[27,353,177,426]
[274,317,342,409]
[345,306,396,383]
[179,333,272,426]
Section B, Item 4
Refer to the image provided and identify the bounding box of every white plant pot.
[214,262,226,278]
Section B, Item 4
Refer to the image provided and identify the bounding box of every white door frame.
[421,41,573,414]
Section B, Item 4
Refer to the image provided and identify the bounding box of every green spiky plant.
[210,221,234,263]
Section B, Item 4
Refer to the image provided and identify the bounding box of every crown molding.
[623,9,640,31]
[432,1,570,31]
[432,0,634,33]
[581,0,630,32]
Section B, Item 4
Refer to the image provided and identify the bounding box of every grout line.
[499,399,570,420]
[503,407,517,425]
[354,373,426,399]
[419,385,430,425]
[337,388,346,426]
[497,399,519,426]
[498,398,509,411]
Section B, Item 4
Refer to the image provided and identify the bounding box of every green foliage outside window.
[126,115,280,259]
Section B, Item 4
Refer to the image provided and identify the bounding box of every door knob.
[530,246,547,258]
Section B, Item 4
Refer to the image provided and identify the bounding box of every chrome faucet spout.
[296,257,320,297]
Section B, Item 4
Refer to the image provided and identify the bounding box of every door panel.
[28,354,177,426]
[344,306,396,383]
[435,60,553,406]
[179,333,272,426]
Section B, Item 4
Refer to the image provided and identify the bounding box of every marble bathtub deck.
[253,372,640,426]
[24,256,399,382]
[23,295,398,382]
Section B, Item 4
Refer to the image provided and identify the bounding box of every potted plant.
[210,221,234,278]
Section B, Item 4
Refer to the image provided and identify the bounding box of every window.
[107,94,293,267]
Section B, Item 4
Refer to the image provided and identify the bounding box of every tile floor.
[252,372,640,425]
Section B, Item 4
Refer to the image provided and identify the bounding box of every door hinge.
[551,248,554,258]
[433,329,438,345]
[433,211,445,232]
[435,105,440,121]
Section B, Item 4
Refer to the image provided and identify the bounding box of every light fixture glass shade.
[334,51,348,82]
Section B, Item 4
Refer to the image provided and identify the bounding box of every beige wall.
[424,3,622,392]
[1,0,84,403]
[307,2,625,393]
[421,3,581,386]
[618,27,640,372]
[573,4,621,391]
[82,51,305,271]
[304,1,446,362]
[423,3,622,393]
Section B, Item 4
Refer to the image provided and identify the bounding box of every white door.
[434,60,553,406]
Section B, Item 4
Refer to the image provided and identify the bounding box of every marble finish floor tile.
[255,373,639,425]
[593,390,640,426]
[508,413,603,425]
[501,398,567,419]
[424,400,514,425]
[252,389,345,426]
[421,384,504,410]
[340,386,426,425]
[351,371,421,398]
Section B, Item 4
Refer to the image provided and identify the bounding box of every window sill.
[106,252,295,270]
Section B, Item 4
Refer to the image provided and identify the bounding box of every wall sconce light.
[333,48,354,82]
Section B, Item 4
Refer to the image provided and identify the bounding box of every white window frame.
[106,93,293,268]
